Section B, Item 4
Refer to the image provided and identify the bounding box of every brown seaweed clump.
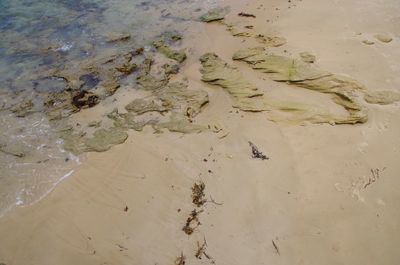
[191,181,206,207]
[182,209,203,235]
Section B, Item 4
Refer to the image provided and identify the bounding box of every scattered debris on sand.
[195,237,213,261]
[249,141,269,160]
[182,209,203,235]
[364,168,384,189]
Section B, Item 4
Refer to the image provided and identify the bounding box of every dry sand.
[1,0,400,264]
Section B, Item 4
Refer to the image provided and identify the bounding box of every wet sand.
[1,0,400,264]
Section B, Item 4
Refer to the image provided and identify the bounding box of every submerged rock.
[45,50,138,119]
[200,7,229,22]
[11,99,34,117]
[364,90,400,105]
[153,39,187,63]
[59,126,128,154]
[105,32,131,43]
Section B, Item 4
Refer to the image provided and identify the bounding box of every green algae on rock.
[153,39,187,63]
[105,32,131,43]
[44,50,138,120]
[200,53,262,98]
[152,113,206,133]
[232,47,369,124]
[364,90,400,105]
[200,7,230,22]
[85,128,128,152]
[59,126,128,154]
[125,98,168,114]
[109,80,209,133]
[299,52,316,63]
[224,24,286,47]
[11,99,34,117]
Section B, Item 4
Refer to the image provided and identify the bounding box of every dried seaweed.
[182,209,203,235]
[238,12,256,18]
[248,141,269,160]
[192,181,206,207]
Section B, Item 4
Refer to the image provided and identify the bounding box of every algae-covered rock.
[84,128,128,152]
[200,53,262,98]
[200,7,229,22]
[11,99,34,117]
[254,34,286,47]
[59,126,128,154]
[45,50,138,119]
[88,120,102,128]
[107,109,157,131]
[136,74,168,91]
[364,90,400,105]
[105,32,131,43]
[374,34,392,43]
[153,113,206,133]
[0,141,26,158]
[153,40,187,63]
[224,24,286,47]
[155,82,209,118]
[125,98,169,114]
[232,47,368,124]
[162,63,180,75]
[299,52,316,63]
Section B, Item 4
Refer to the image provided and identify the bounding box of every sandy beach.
[1,0,400,264]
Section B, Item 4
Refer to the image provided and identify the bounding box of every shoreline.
[1,0,400,264]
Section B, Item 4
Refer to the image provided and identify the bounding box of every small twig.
[195,237,213,260]
[272,240,280,255]
[207,195,223,206]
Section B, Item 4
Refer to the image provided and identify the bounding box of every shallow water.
[0,0,220,216]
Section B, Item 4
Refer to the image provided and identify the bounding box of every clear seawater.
[0,0,220,216]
